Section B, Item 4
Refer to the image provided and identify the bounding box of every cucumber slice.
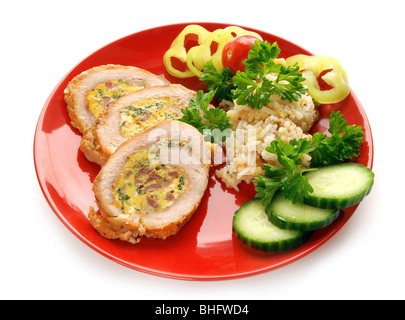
[233,199,312,252]
[268,193,340,231]
[304,162,374,209]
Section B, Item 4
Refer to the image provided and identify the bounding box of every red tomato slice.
[222,35,261,74]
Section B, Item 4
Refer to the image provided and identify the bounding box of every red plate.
[34,23,373,280]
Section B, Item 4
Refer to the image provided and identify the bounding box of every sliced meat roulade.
[89,120,212,244]
[64,64,170,133]
[80,84,196,166]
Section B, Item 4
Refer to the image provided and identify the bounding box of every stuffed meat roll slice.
[89,120,212,244]
[64,64,170,133]
[80,84,196,166]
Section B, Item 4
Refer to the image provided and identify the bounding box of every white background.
[1,0,403,300]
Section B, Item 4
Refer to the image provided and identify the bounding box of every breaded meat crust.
[80,84,196,166]
[89,120,212,244]
[64,64,170,133]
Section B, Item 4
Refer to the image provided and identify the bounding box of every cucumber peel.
[269,193,340,231]
[233,162,374,252]
[304,162,374,209]
[233,199,312,252]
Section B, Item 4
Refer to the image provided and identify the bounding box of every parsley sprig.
[254,138,317,205]
[179,89,232,142]
[254,111,365,205]
[199,61,235,102]
[200,40,307,109]
[233,40,307,109]
[311,111,364,167]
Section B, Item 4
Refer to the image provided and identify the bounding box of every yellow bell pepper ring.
[286,54,351,104]
[186,29,225,78]
[163,25,211,78]
[163,25,263,78]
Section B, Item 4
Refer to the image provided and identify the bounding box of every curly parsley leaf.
[199,41,306,109]
[233,40,307,109]
[179,106,204,129]
[179,89,232,142]
[243,40,281,77]
[254,112,365,207]
[267,137,316,166]
[254,174,283,208]
[199,60,236,102]
[272,65,309,102]
[311,111,364,167]
[189,88,216,110]
[253,138,317,205]
[232,72,273,109]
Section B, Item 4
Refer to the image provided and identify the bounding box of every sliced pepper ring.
[286,54,351,104]
[164,25,263,78]
[186,29,225,77]
[163,25,211,78]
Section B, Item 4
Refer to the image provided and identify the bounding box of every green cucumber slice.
[304,162,374,209]
[268,193,340,231]
[233,199,312,252]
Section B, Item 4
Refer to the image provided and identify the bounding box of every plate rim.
[33,22,374,281]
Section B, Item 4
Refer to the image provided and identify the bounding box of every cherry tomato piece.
[222,35,261,74]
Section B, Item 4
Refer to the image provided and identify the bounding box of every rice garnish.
[216,93,318,191]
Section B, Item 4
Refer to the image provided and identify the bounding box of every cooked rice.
[216,93,318,191]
